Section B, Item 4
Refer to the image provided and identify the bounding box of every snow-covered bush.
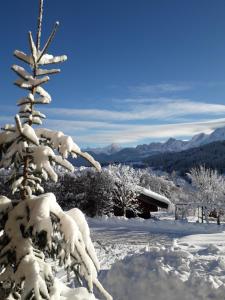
[0,1,112,299]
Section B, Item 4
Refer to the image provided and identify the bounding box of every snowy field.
[88,215,225,300]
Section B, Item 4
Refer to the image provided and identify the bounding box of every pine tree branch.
[36,68,61,76]
[28,31,38,66]
[36,0,44,51]
[37,22,60,64]
[15,115,23,135]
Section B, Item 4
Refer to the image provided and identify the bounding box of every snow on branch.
[25,193,111,299]
[78,151,101,172]
[14,50,32,65]
[37,21,60,63]
[34,97,52,104]
[67,208,100,272]
[36,68,61,76]
[11,65,33,80]
[17,93,34,106]
[53,155,74,172]
[0,196,12,226]
[0,192,111,299]
[1,124,15,132]
[31,146,59,182]
[14,76,50,89]
[30,144,75,183]
[38,53,67,65]
[0,199,56,300]
[15,114,39,145]
[15,252,53,300]
[35,128,101,171]
[0,131,17,146]
[36,86,51,102]
[28,31,38,64]
[19,104,32,113]
[30,116,43,125]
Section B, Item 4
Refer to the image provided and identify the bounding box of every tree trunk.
[217,213,221,225]
[201,206,204,223]
[204,207,209,224]
[175,206,178,220]
[123,206,126,217]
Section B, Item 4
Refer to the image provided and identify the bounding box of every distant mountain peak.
[84,143,121,155]
[166,137,177,143]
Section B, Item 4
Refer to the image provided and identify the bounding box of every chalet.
[137,186,172,218]
[116,186,172,219]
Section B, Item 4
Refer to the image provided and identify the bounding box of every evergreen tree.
[0,1,112,299]
[79,169,115,217]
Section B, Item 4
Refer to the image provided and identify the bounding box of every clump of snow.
[39,54,67,65]
[57,280,97,300]
[67,208,100,271]
[0,196,12,218]
[36,86,52,102]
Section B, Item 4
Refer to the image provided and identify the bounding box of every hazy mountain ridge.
[80,126,225,166]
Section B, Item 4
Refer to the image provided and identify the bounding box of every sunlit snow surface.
[87,215,225,300]
[16,212,225,300]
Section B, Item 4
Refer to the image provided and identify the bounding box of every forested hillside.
[144,141,225,175]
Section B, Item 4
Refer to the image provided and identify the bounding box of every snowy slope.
[87,216,225,300]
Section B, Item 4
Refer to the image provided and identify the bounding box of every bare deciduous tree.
[188,165,225,223]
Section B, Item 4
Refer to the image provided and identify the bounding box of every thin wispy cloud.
[130,83,193,95]
[45,119,126,131]
[46,118,225,146]
[0,116,14,124]
[1,96,225,146]
[42,99,225,122]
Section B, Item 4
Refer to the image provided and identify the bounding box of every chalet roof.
[137,186,172,209]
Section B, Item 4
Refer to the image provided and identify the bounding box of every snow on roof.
[137,186,172,208]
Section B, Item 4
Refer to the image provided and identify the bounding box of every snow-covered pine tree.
[0,1,112,299]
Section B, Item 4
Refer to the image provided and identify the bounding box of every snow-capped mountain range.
[85,126,225,156]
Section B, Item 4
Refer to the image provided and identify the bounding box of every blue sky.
[1,0,225,147]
